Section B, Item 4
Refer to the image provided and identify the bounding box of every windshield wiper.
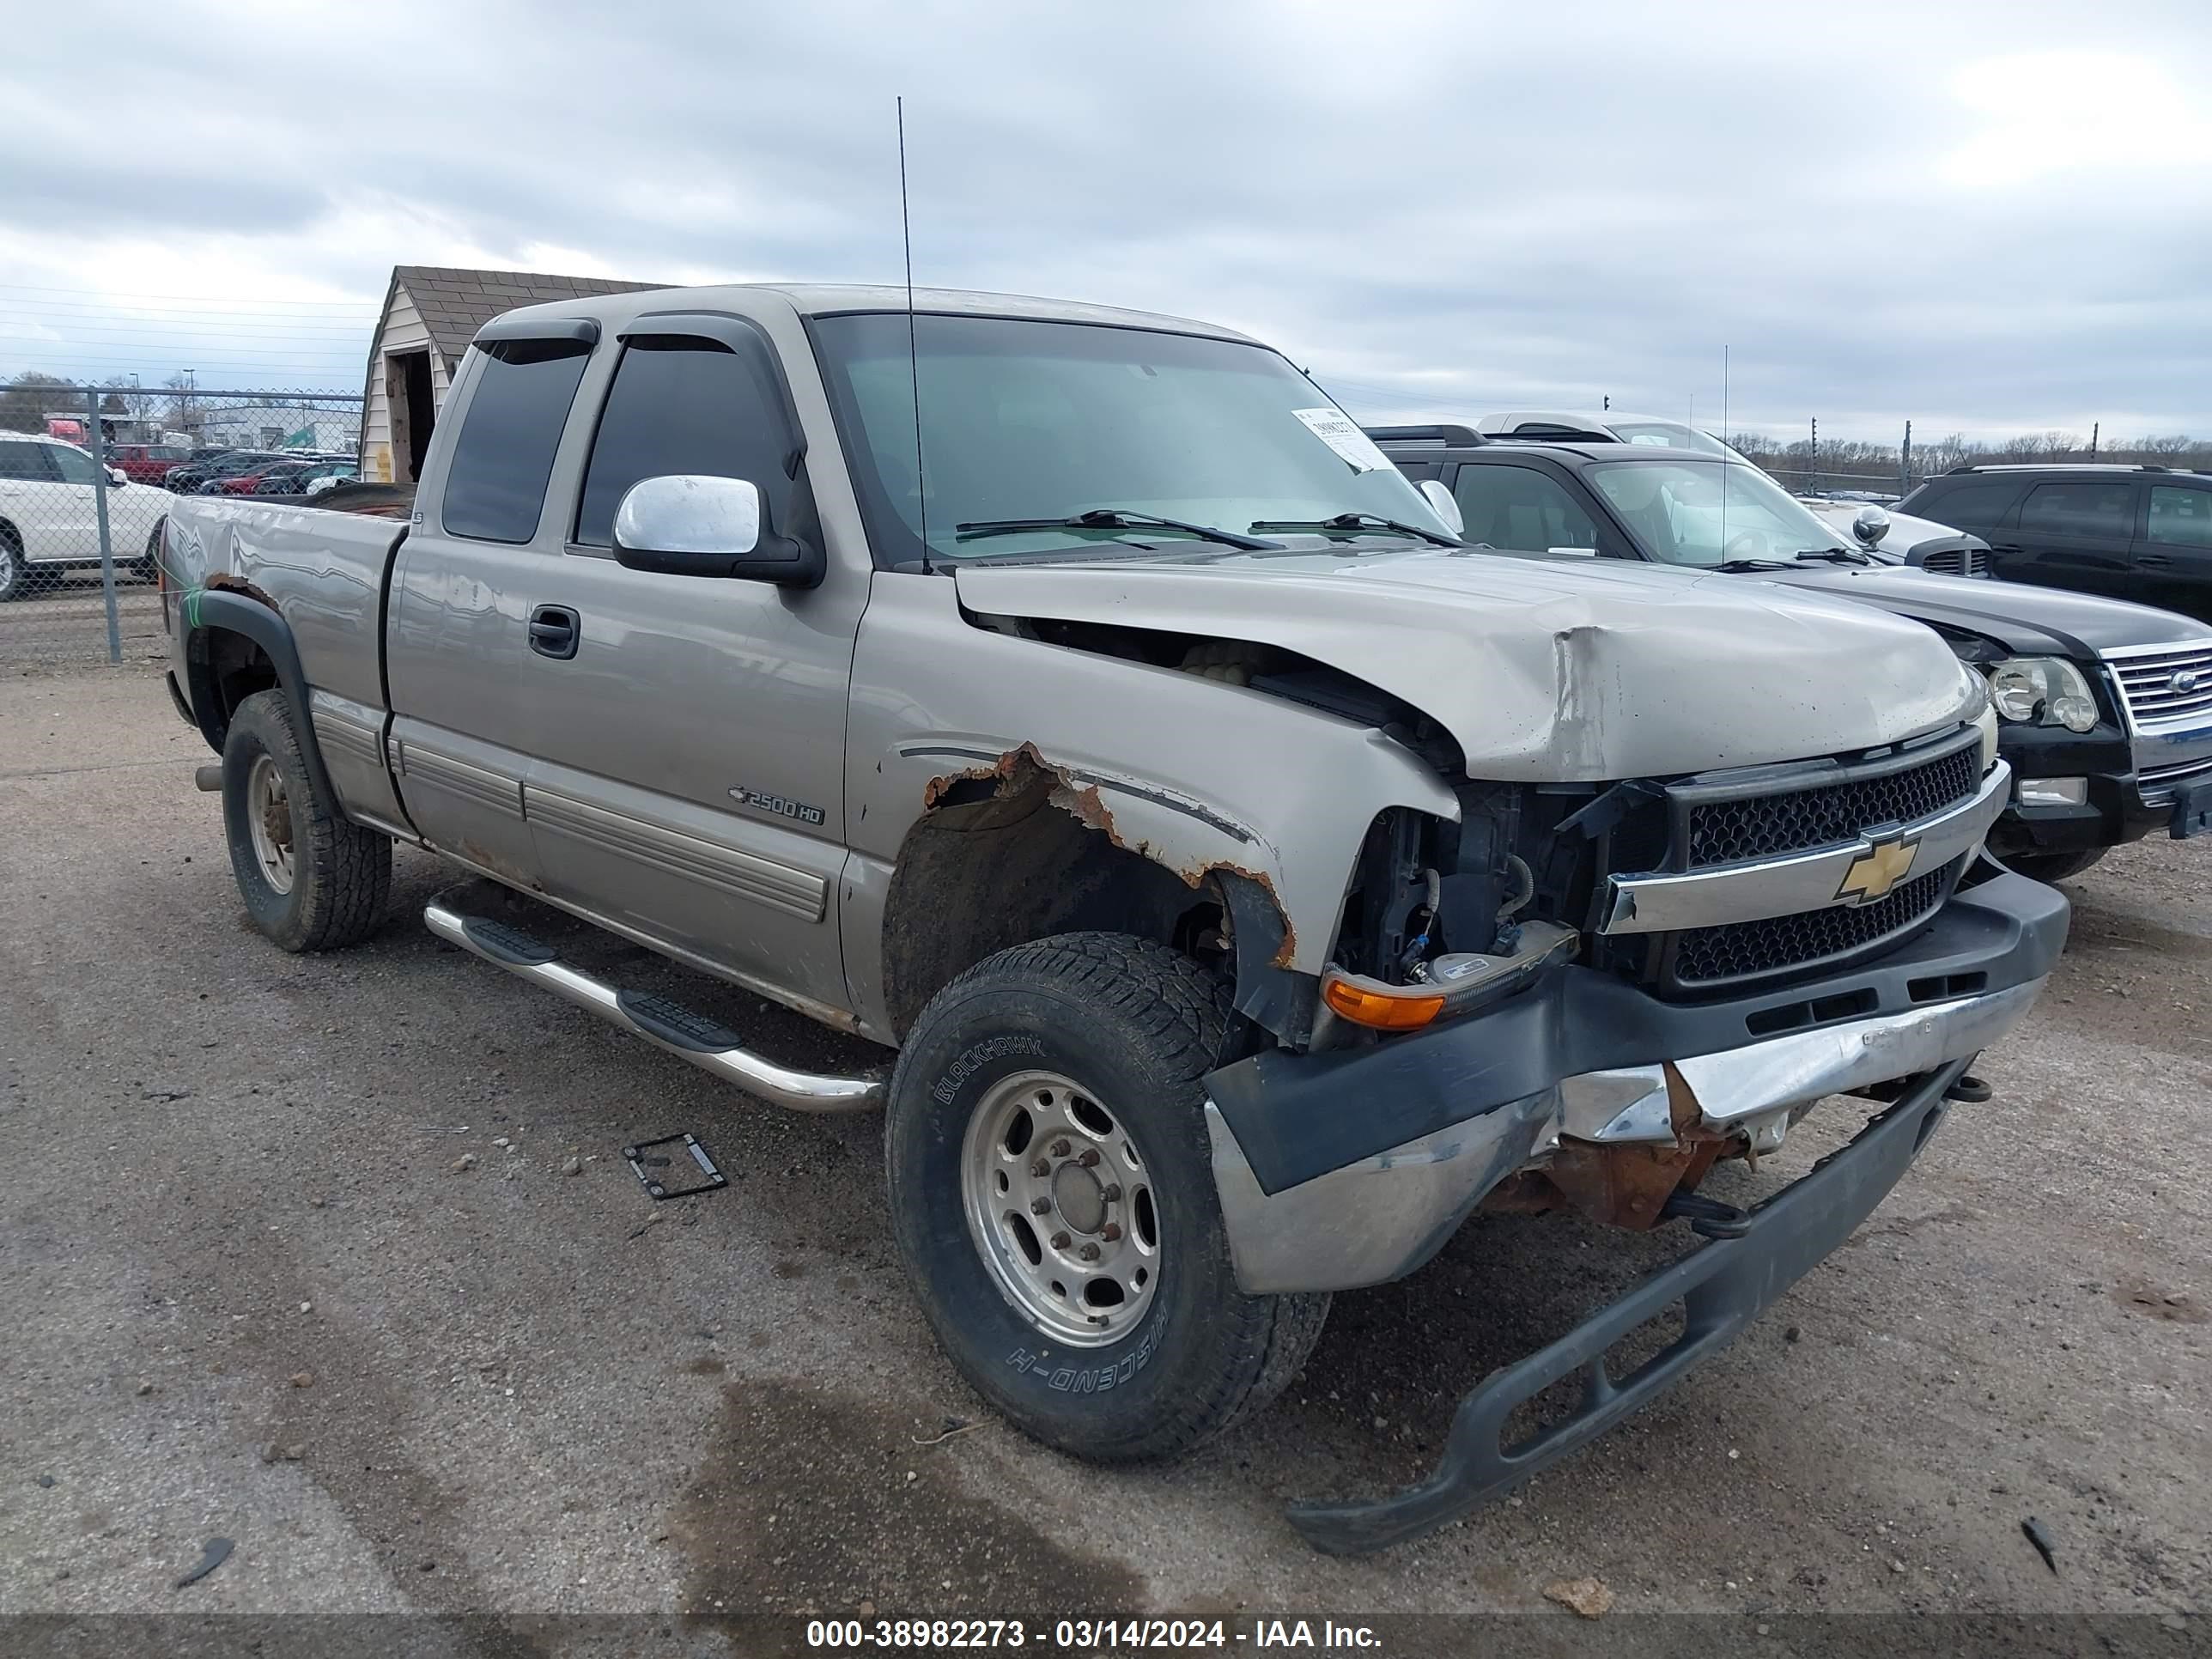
[1247,511,1461,550]
[954,508,1278,551]
[1711,557,1796,573]
[1790,547,1875,566]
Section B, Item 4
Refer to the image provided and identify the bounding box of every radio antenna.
[898,96,929,572]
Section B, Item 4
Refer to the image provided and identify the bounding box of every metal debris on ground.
[2022,1516,2058,1574]
[174,1536,234,1589]
[623,1133,727,1200]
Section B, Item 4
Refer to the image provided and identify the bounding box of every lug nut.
[1049,1139,1072,1158]
[1075,1149,1100,1168]
[1077,1243,1101,1261]
[1030,1159,1051,1179]
[1102,1183,1122,1201]
[1030,1198,1052,1216]
[1101,1223,1122,1242]
[1049,1231,1071,1250]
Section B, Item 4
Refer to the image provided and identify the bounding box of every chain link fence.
[0,386,363,665]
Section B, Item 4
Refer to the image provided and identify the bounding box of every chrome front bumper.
[1206,974,2047,1295]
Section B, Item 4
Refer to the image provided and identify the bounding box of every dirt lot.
[2,664,2206,1639]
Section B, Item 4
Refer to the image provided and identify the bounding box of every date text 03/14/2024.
[803,1618,1383,1649]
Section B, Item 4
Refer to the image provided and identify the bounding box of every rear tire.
[222,690,390,951]
[2003,846,2107,884]
[886,932,1328,1462]
[0,526,24,602]
[133,522,161,582]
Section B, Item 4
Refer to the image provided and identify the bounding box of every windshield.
[811,313,1451,562]
[1587,459,1851,567]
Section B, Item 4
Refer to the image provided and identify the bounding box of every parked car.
[1798,496,1995,576]
[0,433,172,598]
[1372,426,2212,883]
[160,283,2062,1554]
[253,459,358,495]
[165,450,283,494]
[1899,464,2212,623]
[106,441,195,487]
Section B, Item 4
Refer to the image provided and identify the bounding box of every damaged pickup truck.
[158,283,2067,1553]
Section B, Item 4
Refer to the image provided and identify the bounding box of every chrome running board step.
[423,899,884,1115]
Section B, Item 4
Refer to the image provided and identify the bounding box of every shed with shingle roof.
[360,264,660,482]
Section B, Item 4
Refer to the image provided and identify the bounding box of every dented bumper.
[1280,1060,1975,1554]
[1201,868,2068,1296]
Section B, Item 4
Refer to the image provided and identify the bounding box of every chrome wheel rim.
[960,1069,1160,1347]
[246,753,295,896]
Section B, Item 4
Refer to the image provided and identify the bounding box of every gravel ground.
[1,664,2205,1638]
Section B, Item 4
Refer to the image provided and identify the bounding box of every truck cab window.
[440,338,592,544]
[574,334,793,548]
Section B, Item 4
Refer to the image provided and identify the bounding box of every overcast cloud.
[3,0,2209,444]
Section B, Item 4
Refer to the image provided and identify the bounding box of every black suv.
[1371,426,2212,882]
[1899,465,2212,623]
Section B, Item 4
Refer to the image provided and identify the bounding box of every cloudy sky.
[3,0,2208,445]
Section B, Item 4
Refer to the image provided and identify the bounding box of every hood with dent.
[954,549,1979,781]
[1767,564,2212,659]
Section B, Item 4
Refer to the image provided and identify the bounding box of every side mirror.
[106,466,128,487]
[1852,505,1892,546]
[1417,479,1464,538]
[611,474,823,587]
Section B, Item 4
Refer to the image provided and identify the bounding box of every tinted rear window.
[440,339,592,543]
[1920,479,2021,528]
[2020,481,2133,538]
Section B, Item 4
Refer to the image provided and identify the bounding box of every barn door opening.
[386,349,436,483]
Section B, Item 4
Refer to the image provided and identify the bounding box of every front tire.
[886,933,1328,1462]
[2003,846,2107,884]
[221,690,391,951]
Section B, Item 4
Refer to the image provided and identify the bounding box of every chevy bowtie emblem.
[1838,836,1919,903]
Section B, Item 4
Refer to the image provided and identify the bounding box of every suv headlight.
[1986,657,2100,734]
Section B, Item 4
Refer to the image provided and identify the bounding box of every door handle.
[528,604,580,659]
[2138,553,2173,568]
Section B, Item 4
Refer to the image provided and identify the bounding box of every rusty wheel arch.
[883,744,1316,1046]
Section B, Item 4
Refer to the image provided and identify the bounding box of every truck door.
[2137,482,2212,623]
[519,313,866,1012]
[1992,477,2140,600]
[384,323,598,888]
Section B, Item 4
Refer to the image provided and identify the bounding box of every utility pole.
[2089,422,2099,461]
[1810,416,1819,494]
[1602,394,1609,411]
[1901,419,1912,494]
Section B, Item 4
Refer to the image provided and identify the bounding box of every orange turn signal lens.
[1322,974,1446,1031]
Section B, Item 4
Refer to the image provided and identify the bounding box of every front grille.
[2111,644,2212,728]
[1670,861,1957,988]
[1918,546,1990,577]
[1683,742,1980,868]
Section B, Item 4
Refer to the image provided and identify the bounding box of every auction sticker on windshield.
[1292,407,1391,473]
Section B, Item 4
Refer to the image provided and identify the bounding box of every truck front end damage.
[1199,712,2065,1552]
